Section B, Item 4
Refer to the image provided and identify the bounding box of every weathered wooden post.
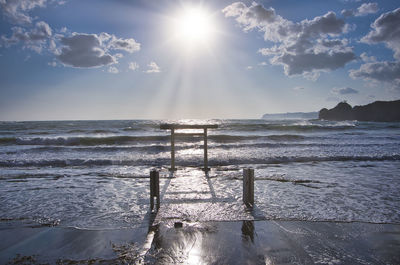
[150,169,160,211]
[203,128,209,171]
[243,168,254,207]
[170,128,176,171]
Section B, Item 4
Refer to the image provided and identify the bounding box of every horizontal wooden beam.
[174,133,205,137]
[160,124,218,130]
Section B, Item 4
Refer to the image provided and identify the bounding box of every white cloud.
[222,2,277,31]
[56,32,141,68]
[246,66,253,70]
[356,3,379,16]
[349,61,400,89]
[341,9,354,17]
[108,66,119,74]
[350,8,400,90]
[0,0,60,25]
[1,21,52,53]
[0,0,141,69]
[1,20,142,69]
[57,33,117,68]
[332,87,359,94]
[360,52,376,62]
[145,61,160,73]
[270,51,356,77]
[342,3,378,17]
[223,2,355,80]
[258,61,267,66]
[361,8,400,60]
[128,61,139,71]
[109,37,140,53]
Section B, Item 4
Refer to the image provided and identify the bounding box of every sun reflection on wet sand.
[140,168,397,264]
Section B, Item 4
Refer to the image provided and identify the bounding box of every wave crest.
[1,155,399,168]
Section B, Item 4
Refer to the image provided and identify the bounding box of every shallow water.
[0,119,399,229]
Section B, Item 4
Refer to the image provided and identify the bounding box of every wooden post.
[150,169,160,211]
[203,128,209,171]
[243,168,254,207]
[170,128,176,171]
[243,168,248,205]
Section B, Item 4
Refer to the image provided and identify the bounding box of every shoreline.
[1,220,399,264]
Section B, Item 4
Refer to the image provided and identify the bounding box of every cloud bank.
[223,2,356,80]
[361,8,400,60]
[0,0,63,25]
[350,8,400,89]
[0,0,46,24]
[1,1,142,70]
[1,21,52,53]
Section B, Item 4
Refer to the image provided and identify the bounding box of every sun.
[171,7,215,48]
[176,9,210,41]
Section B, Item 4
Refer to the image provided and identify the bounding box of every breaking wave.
[1,155,399,168]
[0,134,309,146]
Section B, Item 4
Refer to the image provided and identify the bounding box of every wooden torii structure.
[160,124,218,172]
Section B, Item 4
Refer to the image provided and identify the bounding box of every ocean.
[1,119,399,229]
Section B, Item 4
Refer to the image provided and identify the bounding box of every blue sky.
[0,0,399,120]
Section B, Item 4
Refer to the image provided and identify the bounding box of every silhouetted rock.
[319,100,400,122]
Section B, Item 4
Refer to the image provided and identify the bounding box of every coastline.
[1,220,399,264]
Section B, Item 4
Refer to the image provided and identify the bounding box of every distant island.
[262,112,318,120]
[319,100,400,122]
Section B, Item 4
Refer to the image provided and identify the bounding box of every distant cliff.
[262,112,318,120]
[319,100,400,122]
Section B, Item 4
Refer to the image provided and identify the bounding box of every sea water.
[0,119,399,229]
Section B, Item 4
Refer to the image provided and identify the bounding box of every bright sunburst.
[171,6,215,49]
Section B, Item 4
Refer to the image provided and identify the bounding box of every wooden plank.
[160,124,218,130]
[174,133,204,137]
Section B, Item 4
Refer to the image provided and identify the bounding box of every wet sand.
[147,220,400,264]
[1,169,400,264]
[0,222,149,264]
[1,220,399,264]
